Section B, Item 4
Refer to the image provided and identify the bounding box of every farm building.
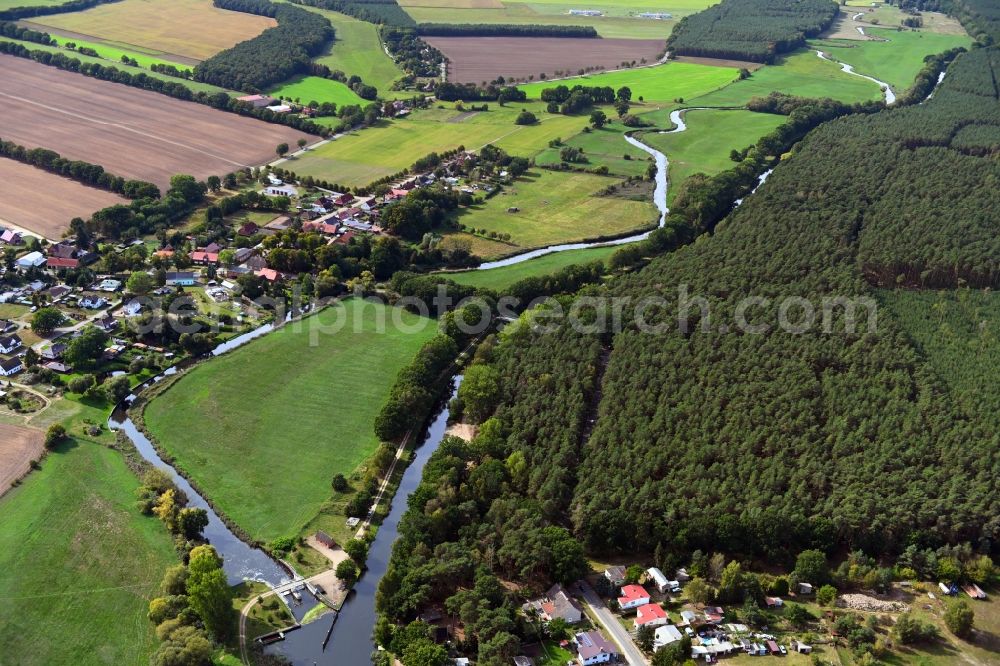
[16,251,46,270]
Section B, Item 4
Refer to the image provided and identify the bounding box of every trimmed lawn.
[534,640,577,665]
[442,245,618,291]
[293,102,589,187]
[143,299,438,542]
[284,2,404,93]
[49,35,194,70]
[811,27,971,91]
[31,0,277,61]
[519,61,739,103]
[0,440,176,666]
[451,169,657,251]
[689,48,883,106]
[536,122,654,178]
[268,74,364,107]
[638,109,786,203]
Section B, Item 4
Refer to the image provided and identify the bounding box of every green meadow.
[287,2,405,93]
[50,35,193,71]
[442,244,618,291]
[811,27,971,91]
[451,168,656,250]
[0,36,234,94]
[519,61,739,103]
[536,122,655,178]
[639,109,786,203]
[293,102,592,186]
[0,442,176,666]
[143,300,437,542]
[268,74,364,107]
[689,48,883,106]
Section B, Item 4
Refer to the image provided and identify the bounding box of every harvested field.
[0,56,314,190]
[426,36,666,83]
[28,0,276,62]
[0,424,44,497]
[674,55,765,70]
[0,159,128,239]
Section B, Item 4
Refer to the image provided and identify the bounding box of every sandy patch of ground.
[306,534,351,567]
[445,422,477,441]
[0,423,44,497]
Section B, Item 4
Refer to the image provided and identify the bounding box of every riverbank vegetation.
[142,299,437,542]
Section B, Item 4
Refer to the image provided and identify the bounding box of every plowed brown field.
[426,36,666,83]
[0,55,315,190]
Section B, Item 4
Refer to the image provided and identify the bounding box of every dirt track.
[0,159,128,239]
[426,36,666,83]
[0,55,314,190]
[0,423,44,497]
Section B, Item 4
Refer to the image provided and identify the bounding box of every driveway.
[576,580,649,665]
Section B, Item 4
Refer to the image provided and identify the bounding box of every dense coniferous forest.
[194,0,334,91]
[290,0,415,26]
[415,23,597,38]
[666,0,839,62]
[378,10,1000,654]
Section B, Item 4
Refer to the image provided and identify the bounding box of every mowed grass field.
[451,169,657,250]
[294,102,590,186]
[688,48,883,106]
[398,0,712,39]
[268,75,364,107]
[812,27,971,91]
[0,35,232,93]
[143,300,438,542]
[518,61,739,103]
[0,441,176,666]
[443,244,617,290]
[32,0,277,61]
[49,35,194,70]
[536,122,654,177]
[284,2,404,93]
[640,109,786,203]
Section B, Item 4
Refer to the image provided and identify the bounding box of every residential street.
[576,579,649,666]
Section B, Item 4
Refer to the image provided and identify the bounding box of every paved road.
[577,580,649,666]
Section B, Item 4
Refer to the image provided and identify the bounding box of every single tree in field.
[297,138,307,150]
[945,599,975,638]
[590,110,607,129]
[275,143,289,158]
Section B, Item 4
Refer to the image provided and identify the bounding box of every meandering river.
[110,333,463,664]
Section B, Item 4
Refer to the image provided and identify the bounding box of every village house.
[165,271,197,287]
[617,584,650,611]
[604,566,627,587]
[522,584,583,625]
[575,631,617,665]
[40,343,66,361]
[47,285,72,301]
[0,356,23,376]
[647,567,669,593]
[97,279,122,292]
[238,222,260,237]
[0,334,23,354]
[79,294,108,309]
[703,606,725,624]
[16,251,46,270]
[654,624,683,651]
[0,229,23,245]
[0,319,13,332]
[634,603,668,629]
[255,268,281,282]
[191,250,219,265]
[46,256,79,270]
[95,316,117,332]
